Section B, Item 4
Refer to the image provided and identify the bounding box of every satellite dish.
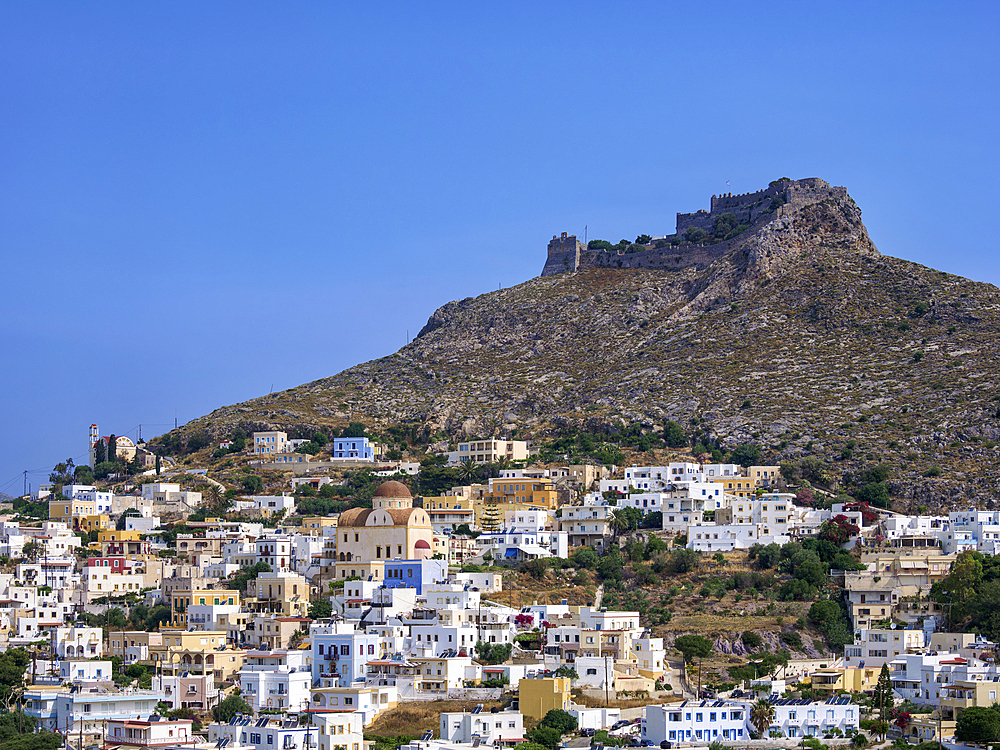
[890,623,897,629]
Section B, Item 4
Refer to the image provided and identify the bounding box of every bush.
[742,631,763,650]
[539,709,578,735]
[780,631,803,650]
[924,466,942,477]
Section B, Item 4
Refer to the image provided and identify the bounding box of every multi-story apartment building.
[246,571,310,617]
[253,431,288,455]
[455,439,528,464]
[311,622,381,688]
[240,648,311,713]
[844,627,924,669]
[642,701,749,745]
[170,588,240,627]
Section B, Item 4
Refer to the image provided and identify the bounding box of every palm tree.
[750,698,775,738]
[459,458,479,483]
[608,509,634,539]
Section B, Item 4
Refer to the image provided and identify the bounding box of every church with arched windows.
[334,481,433,581]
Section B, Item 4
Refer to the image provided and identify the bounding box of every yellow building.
[152,630,245,680]
[49,497,96,527]
[79,515,113,533]
[245,572,310,617]
[809,666,879,694]
[302,517,338,535]
[474,478,559,531]
[711,477,760,500]
[747,466,781,488]
[519,677,573,720]
[942,679,1000,720]
[170,589,240,627]
[98,529,150,557]
[904,714,954,745]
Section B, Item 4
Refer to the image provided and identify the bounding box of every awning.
[504,549,518,558]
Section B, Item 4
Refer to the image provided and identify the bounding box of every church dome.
[373,480,412,499]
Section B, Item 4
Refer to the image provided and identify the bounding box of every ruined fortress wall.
[541,178,842,277]
[573,236,742,273]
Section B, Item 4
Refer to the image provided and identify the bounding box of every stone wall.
[541,178,843,277]
[541,232,585,276]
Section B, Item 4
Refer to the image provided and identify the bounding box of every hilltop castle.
[541,177,846,276]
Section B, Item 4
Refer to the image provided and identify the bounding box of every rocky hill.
[174,178,1000,507]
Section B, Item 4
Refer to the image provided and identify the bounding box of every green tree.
[730,444,763,468]
[933,550,986,628]
[539,709,578,735]
[856,481,890,509]
[663,421,687,448]
[241,474,264,494]
[212,694,251,723]
[108,434,118,462]
[571,547,599,570]
[675,634,713,695]
[955,706,1000,744]
[526,726,561,750]
[94,439,107,466]
[873,664,894,722]
[308,600,333,619]
[609,507,642,537]
[521,559,549,579]
[341,422,368,438]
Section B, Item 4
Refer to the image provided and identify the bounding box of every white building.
[59,660,113,683]
[475,528,568,563]
[312,712,365,750]
[844,627,924,669]
[767,697,860,738]
[642,701,749,745]
[560,505,612,550]
[240,648,312,712]
[234,495,297,517]
[440,708,524,745]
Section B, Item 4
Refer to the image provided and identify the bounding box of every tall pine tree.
[107,434,117,463]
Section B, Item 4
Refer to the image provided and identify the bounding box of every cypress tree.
[94,439,106,465]
[107,434,117,463]
[874,663,894,721]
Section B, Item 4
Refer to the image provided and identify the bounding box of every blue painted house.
[382,558,448,594]
[331,437,375,460]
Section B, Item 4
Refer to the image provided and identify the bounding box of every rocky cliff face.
[177,179,1000,508]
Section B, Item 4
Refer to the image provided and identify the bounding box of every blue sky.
[1,1,998,492]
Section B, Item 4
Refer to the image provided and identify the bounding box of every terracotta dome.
[373,480,412,499]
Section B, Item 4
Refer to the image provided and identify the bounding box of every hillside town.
[3,426,998,750]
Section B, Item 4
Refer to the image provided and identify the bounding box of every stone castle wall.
[540,178,841,277]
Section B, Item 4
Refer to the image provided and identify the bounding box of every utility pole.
[605,652,610,707]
